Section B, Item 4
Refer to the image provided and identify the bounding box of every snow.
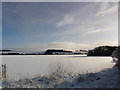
[2,66,120,88]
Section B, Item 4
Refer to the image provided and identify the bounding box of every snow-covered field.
[1,55,113,79]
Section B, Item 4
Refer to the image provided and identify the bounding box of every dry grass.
[48,60,73,78]
[1,64,8,80]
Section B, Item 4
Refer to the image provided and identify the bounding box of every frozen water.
[1,55,113,79]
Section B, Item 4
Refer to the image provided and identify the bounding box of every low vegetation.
[2,66,119,88]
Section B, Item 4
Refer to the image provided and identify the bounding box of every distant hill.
[0,50,12,52]
[0,50,45,55]
[44,49,73,55]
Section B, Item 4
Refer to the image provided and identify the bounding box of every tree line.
[87,46,117,56]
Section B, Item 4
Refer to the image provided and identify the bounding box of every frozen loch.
[2,55,113,79]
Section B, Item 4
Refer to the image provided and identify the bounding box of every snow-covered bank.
[2,66,120,88]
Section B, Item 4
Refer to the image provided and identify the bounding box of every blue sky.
[2,2,118,51]
[0,1,1,49]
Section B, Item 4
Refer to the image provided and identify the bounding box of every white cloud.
[13,42,94,51]
[86,27,111,34]
[96,3,118,16]
[12,41,118,51]
[57,14,75,27]
[100,2,109,11]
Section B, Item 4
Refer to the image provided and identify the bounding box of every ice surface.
[1,55,113,79]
